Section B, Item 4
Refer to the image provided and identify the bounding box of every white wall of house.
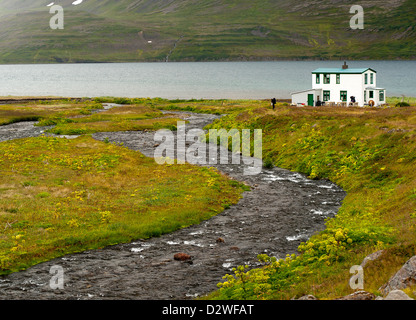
[362,70,386,105]
[364,87,386,106]
[363,70,377,88]
[311,70,383,106]
[313,73,360,105]
[291,89,321,106]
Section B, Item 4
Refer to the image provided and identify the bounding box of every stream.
[0,110,346,300]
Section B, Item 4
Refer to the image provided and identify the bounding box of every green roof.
[312,68,376,74]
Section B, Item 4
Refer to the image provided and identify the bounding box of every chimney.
[342,61,349,69]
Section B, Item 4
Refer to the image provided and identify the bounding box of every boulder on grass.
[337,291,375,300]
[383,290,414,300]
[379,256,416,295]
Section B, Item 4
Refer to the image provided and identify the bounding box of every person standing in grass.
[316,96,322,107]
[271,98,277,110]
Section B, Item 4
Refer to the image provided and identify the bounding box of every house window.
[364,91,367,102]
[379,90,385,101]
[340,91,347,102]
[316,74,320,84]
[365,74,368,85]
[323,74,330,84]
[323,90,330,101]
[369,91,374,99]
[336,74,340,84]
[370,73,374,84]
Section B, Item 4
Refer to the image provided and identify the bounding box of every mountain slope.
[0,0,415,63]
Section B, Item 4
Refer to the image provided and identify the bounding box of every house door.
[308,94,314,106]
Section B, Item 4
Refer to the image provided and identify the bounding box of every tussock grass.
[0,100,100,126]
[48,117,181,135]
[1,100,188,134]
[92,96,267,115]
[43,104,183,134]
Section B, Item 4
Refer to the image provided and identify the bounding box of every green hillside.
[0,0,415,63]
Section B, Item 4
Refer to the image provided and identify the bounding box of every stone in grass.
[360,250,385,268]
[383,290,414,300]
[296,295,318,300]
[379,256,416,295]
[174,253,192,261]
[336,291,375,300]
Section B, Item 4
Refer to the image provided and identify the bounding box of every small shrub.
[36,192,50,198]
[22,181,36,187]
[263,157,274,168]
[36,117,74,126]
[114,98,131,105]
[396,102,410,107]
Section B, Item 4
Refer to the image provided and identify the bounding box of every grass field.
[0,99,184,134]
[41,104,180,135]
[0,99,102,126]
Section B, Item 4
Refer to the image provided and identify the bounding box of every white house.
[291,62,386,107]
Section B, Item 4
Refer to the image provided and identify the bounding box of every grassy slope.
[0,0,415,63]
[203,103,416,299]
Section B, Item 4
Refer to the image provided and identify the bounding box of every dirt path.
[0,111,345,300]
